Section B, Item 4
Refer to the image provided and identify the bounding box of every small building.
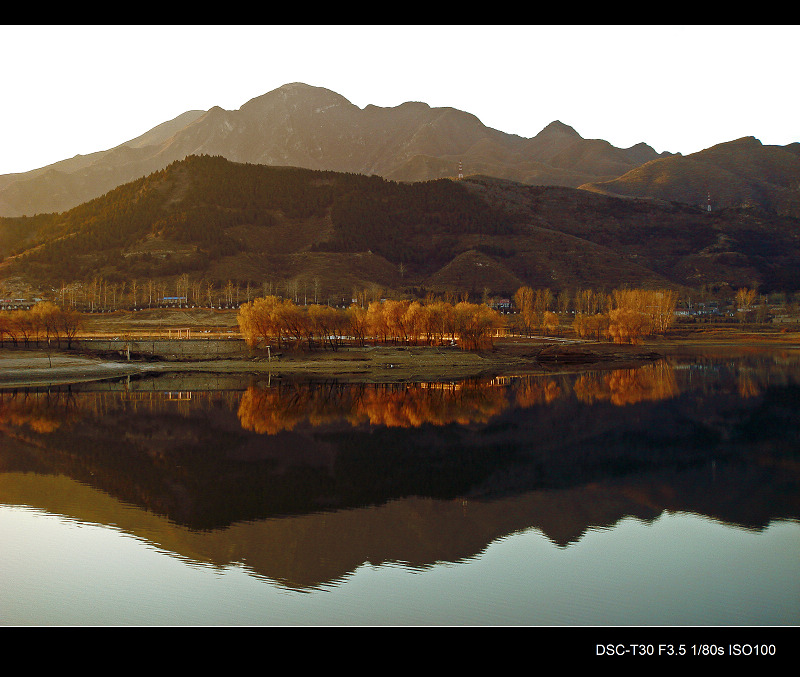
[491,298,512,312]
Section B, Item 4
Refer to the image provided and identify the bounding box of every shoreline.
[0,340,654,388]
[2,331,798,388]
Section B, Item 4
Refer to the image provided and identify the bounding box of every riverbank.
[0,337,664,388]
[2,326,798,388]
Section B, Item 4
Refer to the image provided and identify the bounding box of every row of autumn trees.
[571,288,678,344]
[511,286,678,344]
[0,286,678,352]
[0,302,83,348]
[238,286,679,352]
[238,295,504,352]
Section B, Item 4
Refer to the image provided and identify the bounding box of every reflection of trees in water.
[513,377,563,408]
[7,351,800,439]
[4,368,678,439]
[5,358,799,541]
[348,382,508,428]
[237,364,684,435]
[238,382,358,434]
[0,389,83,433]
[737,373,762,399]
[238,380,510,434]
[573,360,679,407]
[673,350,800,397]
[0,388,244,436]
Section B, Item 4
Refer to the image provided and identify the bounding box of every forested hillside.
[2,154,800,304]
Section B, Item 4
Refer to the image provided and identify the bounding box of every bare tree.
[191,280,202,306]
[557,289,571,316]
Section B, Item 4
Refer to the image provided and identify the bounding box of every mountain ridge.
[581,136,800,216]
[0,82,669,217]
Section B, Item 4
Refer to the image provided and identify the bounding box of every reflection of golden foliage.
[237,381,509,434]
[237,386,342,435]
[573,361,678,406]
[348,383,507,428]
[737,374,761,399]
[513,378,562,407]
[573,373,611,404]
[22,417,61,433]
[0,391,83,434]
[238,364,686,435]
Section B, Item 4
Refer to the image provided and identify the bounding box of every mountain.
[0,83,667,218]
[3,154,800,300]
[582,136,800,218]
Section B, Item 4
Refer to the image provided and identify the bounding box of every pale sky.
[0,24,796,176]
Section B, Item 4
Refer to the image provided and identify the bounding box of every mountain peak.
[239,83,354,114]
[537,120,581,138]
[700,136,763,155]
[274,82,341,98]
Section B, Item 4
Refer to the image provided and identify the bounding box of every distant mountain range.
[2,82,797,222]
[1,83,799,298]
[0,82,704,217]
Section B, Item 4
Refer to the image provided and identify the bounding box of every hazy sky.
[0,24,796,176]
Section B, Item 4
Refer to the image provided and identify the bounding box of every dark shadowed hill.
[3,154,800,299]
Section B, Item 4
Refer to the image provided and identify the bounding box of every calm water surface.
[1,347,798,626]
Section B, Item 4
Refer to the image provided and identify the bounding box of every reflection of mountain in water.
[1,350,799,588]
[0,461,794,591]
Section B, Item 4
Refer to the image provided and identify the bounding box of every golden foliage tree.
[513,286,535,336]
[569,287,677,344]
[239,294,503,352]
[453,302,503,350]
[735,287,757,323]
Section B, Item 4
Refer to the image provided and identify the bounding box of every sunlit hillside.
[582,137,800,217]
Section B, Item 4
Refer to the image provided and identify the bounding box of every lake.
[1,346,798,628]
